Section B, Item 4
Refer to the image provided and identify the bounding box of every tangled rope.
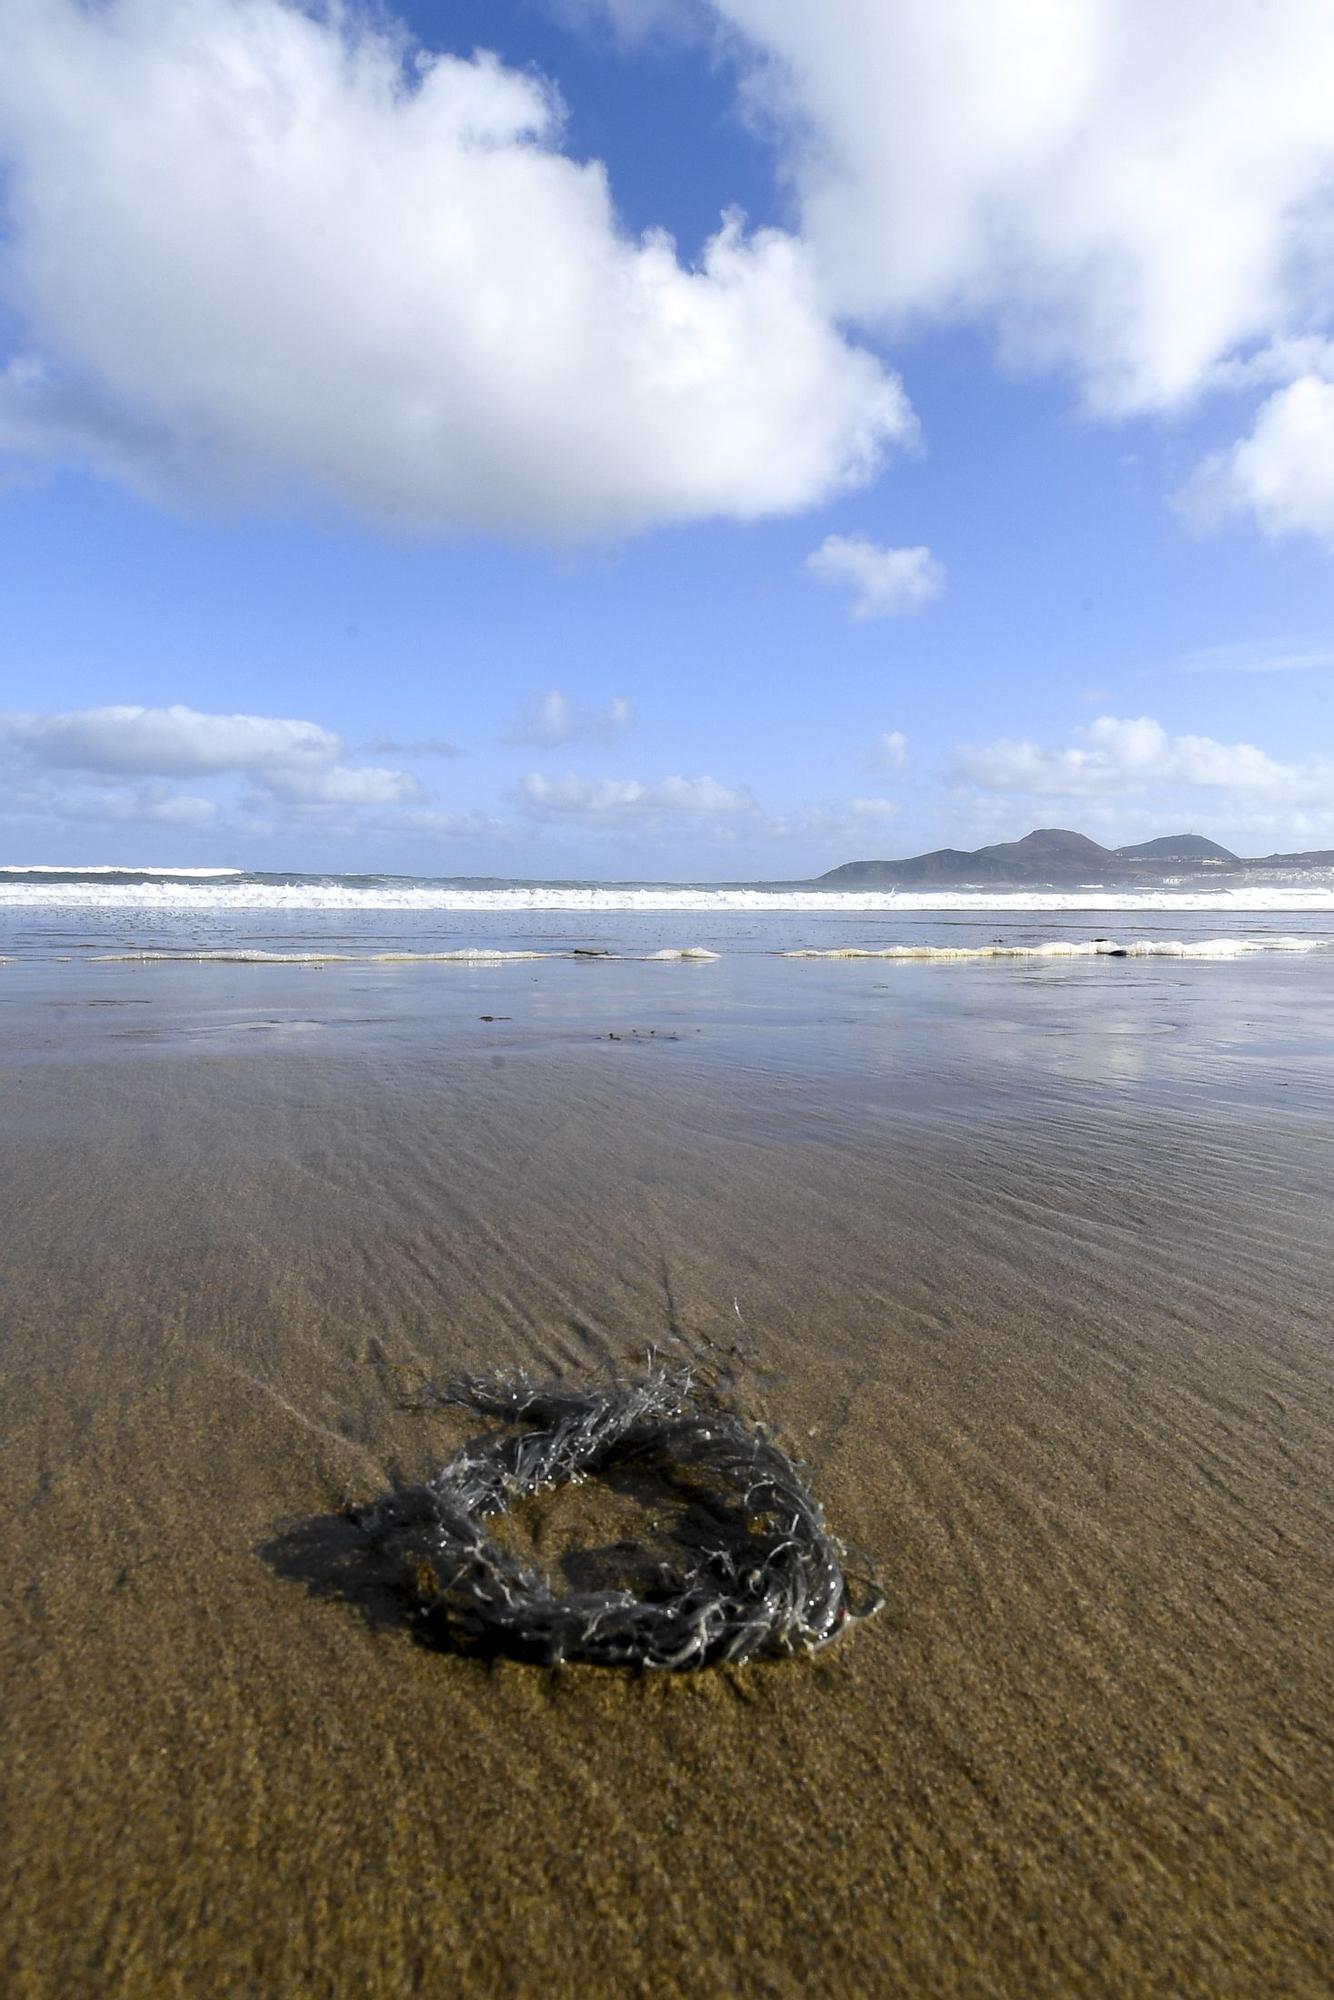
[363,1368,881,1670]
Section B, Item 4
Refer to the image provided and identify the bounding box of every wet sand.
[1,956,1331,1997]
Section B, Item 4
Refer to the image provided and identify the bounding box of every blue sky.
[2,0,1334,876]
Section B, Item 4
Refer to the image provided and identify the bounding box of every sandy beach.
[2,954,1331,1997]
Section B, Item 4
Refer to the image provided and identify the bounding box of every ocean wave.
[89,948,557,964]
[0,864,243,877]
[85,946,725,965]
[782,936,1328,960]
[76,936,1328,967]
[3,878,1334,914]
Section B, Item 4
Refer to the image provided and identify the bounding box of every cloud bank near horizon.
[6,700,1334,862]
[955,716,1334,846]
[0,702,422,830]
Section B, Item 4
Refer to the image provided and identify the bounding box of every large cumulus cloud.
[0,0,910,537]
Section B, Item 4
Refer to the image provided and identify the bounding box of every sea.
[3,863,1334,963]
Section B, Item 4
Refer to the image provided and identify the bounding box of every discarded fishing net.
[363,1368,881,1670]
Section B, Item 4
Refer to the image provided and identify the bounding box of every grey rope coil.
[364,1368,882,1670]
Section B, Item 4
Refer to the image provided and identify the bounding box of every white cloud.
[1181,639,1334,675]
[395,808,504,839]
[955,714,1334,807]
[359,735,462,758]
[0,0,910,538]
[59,782,219,827]
[751,793,903,862]
[712,1,1334,418]
[0,703,340,776]
[806,536,943,617]
[519,771,751,819]
[696,1,1334,547]
[516,768,913,863]
[506,691,633,747]
[867,729,910,769]
[0,700,513,854]
[0,701,430,824]
[1180,376,1334,547]
[1205,336,1334,397]
[261,764,422,807]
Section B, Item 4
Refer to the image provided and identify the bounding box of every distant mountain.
[1250,848,1334,869]
[1115,834,1238,862]
[818,847,1000,886]
[977,828,1114,870]
[819,827,1123,887]
[815,826,1272,887]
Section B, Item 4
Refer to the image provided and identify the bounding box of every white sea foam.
[81,936,1327,968]
[372,949,551,963]
[0,864,243,877]
[90,948,556,964]
[783,936,1327,960]
[3,878,1334,914]
[88,946,724,965]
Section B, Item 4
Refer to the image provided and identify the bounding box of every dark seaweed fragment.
[361,1369,881,1671]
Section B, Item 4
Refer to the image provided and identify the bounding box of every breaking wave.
[3,877,1334,915]
[4,868,1333,967]
[0,864,243,877]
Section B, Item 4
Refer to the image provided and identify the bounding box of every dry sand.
[1,957,1331,1997]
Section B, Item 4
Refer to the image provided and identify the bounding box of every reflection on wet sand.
[1,955,1330,1997]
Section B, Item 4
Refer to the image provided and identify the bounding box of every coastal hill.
[816,827,1267,887]
[1115,834,1238,862]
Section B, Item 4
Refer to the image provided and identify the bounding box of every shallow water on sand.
[1,955,1331,1997]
